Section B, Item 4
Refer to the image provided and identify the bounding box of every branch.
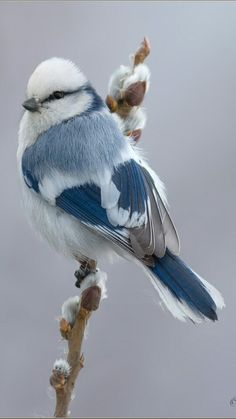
[50,271,106,417]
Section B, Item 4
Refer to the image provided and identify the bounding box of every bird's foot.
[74,264,91,288]
[74,258,97,288]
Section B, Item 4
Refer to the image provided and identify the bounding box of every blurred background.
[1,1,236,417]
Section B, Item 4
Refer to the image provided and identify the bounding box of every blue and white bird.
[17,57,224,323]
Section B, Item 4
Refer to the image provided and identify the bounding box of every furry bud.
[81,285,102,311]
[79,269,107,300]
[53,359,71,378]
[61,296,80,327]
[124,81,146,107]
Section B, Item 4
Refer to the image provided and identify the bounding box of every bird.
[17,57,224,323]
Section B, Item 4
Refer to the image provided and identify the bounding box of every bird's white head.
[18,57,105,150]
[21,58,98,134]
[26,57,87,102]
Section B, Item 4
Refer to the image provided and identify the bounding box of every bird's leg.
[74,257,97,288]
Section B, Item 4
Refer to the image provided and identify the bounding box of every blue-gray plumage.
[22,104,126,182]
[18,57,224,323]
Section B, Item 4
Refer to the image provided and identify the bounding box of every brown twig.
[50,284,102,417]
[133,36,151,67]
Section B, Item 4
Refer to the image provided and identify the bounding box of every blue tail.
[149,250,224,322]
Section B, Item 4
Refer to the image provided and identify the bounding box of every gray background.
[0,1,236,417]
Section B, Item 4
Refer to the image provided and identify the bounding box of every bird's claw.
[74,265,91,288]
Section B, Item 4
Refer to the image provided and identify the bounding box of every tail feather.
[147,250,225,323]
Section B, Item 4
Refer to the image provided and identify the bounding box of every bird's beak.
[22,97,40,112]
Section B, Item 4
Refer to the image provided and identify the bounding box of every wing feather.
[141,166,180,255]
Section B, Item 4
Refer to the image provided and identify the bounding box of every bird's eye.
[53,91,65,99]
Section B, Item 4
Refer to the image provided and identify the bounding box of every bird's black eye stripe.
[53,91,64,99]
[42,86,85,103]
[47,91,65,101]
